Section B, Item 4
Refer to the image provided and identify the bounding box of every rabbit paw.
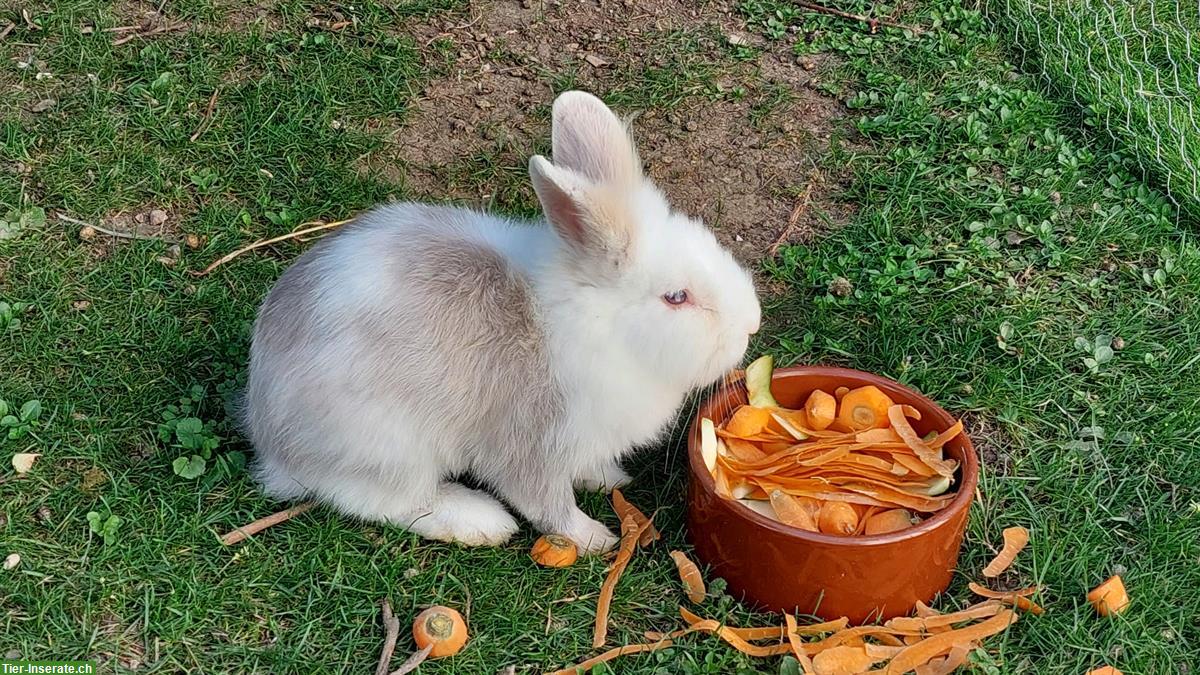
[409,483,520,547]
[574,461,632,493]
[562,514,620,554]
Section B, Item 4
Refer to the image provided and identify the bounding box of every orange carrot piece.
[544,639,674,675]
[898,404,922,420]
[769,490,820,531]
[921,643,974,675]
[784,613,818,674]
[1087,575,1130,616]
[855,428,904,444]
[804,627,907,655]
[726,405,774,437]
[913,601,940,618]
[670,550,707,603]
[835,386,850,399]
[643,619,720,641]
[725,437,769,462]
[864,509,918,535]
[1086,667,1123,675]
[887,406,956,477]
[818,501,860,536]
[678,607,791,657]
[981,526,1030,577]
[883,610,1017,674]
[968,582,1044,614]
[837,386,895,431]
[611,488,660,547]
[811,645,882,674]
[805,390,838,431]
[593,516,653,648]
[925,420,964,449]
[885,601,1002,632]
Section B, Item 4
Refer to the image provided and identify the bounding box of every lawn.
[2,0,1198,673]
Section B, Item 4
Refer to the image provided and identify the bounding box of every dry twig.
[767,181,815,257]
[376,599,401,675]
[189,89,219,142]
[192,219,352,276]
[389,645,433,675]
[112,21,187,46]
[57,213,179,244]
[219,501,317,545]
[793,0,923,34]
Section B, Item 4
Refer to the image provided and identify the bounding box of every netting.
[982,0,1200,219]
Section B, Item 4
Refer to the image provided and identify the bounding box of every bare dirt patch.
[361,0,853,263]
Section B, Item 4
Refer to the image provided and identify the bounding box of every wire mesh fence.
[982,0,1200,219]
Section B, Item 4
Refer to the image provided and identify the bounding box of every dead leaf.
[12,453,40,474]
[584,54,609,68]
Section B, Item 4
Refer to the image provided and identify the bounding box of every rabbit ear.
[529,155,633,269]
[550,91,642,187]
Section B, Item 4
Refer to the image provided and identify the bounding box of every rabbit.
[240,90,761,554]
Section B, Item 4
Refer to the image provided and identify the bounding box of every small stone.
[584,54,608,68]
[1112,563,1128,576]
[1112,336,1125,350]
[475,99,493,109]
[30,98,56,112]
[148,209,168,227]
[828,276,853,297]
[3,553,19,570]
[165,244,181,259]
[565,42,579,51]
[185,234,201,249]
[134,212,147,224]
[72,300,91,311]
[79,226,97,241]
[798,58,816,71]
[403,567,420,579]
[36,506,51,523]
[1049,191,1062,204]
[4,650,21,660]
[727,33,748,46]
[685,120,698,132]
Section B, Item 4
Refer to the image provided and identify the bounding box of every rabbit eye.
[662,289,689,305]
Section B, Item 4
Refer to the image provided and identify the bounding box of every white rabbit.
[241,91,761,553]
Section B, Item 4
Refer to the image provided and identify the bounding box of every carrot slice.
[837,386,895,431]
[898,404,922,420]
[769,490,820,531]
[887,405,956,477]
[611,488,660,547]
[726,406,774,437]
[1087,575,1130,616]
[968,582,1044,615]
[670,550,706,603]
[805,390,838,431]
[811,645,882,674]
[883,610,1017,673]
[725,437,768,462]
[1086,667,1123,675]
[784,613,818,674]
[835,386,850,399]
[981,526,1030,577]
[545,639,674,675]
[885,601,1001,631]
[864,509,918,535]
[592,516,653,648]
[679,608,791,657]
[818,501,860,536]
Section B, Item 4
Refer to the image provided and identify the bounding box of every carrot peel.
[981,526,1030,577]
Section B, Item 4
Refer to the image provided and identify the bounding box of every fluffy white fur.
[242,91,760,553]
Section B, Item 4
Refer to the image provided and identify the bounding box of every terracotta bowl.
[685,366,979,624]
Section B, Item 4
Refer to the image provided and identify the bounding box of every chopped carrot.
[592,515,653,648]
[818,501,859,536]
[864,509,919,535]
[967,582,1044,615]
[805,390,838,431]
[770,490,820,531]
[544,639,675,675]
[530,535,578,568]
[883,610,1017,674]
[811,645,881,674]
[611,488,661,547]
[1087,575,1130,617]
[887,405,956,477]
[921,642,973,675]
[670,550,707,603]
[885,601,1002,632]
[1086,667,1123,675]
[897,404,922,420]
[678,607,791,657]
[784,613,818,674]
[726,405,774,437]
[835,386,850,399]
[725,437,769,462]
[412,606,468,658]
[981,526,1030,577]
[836,386,895,431]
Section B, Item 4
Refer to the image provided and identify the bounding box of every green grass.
[2,0,1198,673]
[981,0,1200,219]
